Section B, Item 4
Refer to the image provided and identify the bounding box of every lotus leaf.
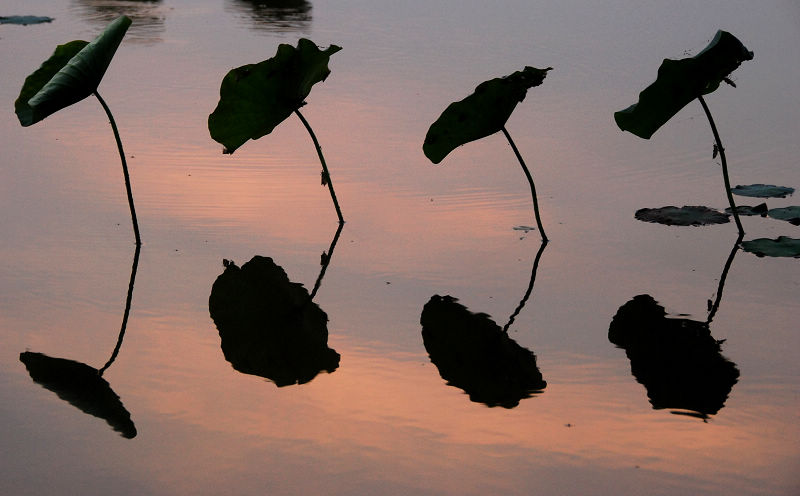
[635,206,730,226]
[767,207,800,226]
[0,15,54,25]
[741,237,800,258]
[208,38,341,154]
[725,203,768,216]
[615,30,752,139]
[731,184,795,198]
[15,15,131,126]
[423,66,551,164]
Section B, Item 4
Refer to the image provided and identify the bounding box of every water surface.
[1,1,798,494]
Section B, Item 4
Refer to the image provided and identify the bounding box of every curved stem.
[94,91,141,246]
[99,243,141,375]
[503,240,548,333]
[697,95,744,236]
[706,233,743,326]
[294,108,344,224]
[501,127,548,242]
[309,222,344,301]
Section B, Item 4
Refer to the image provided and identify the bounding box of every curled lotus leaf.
[767,206,800,226]
[635,206,730,226]
[731,184,795,199]
[615,30,753,139]
[14,16,131,126]
[741,237,800,258]
[423,66,551,164]
[208,38,341,154]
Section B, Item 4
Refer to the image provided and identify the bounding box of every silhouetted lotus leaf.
[19,351,136,438]
[635,206,730,226]
[724,203,768,216]
[615,30,752,139]
[767,206,800,226]
[0,15,54,25]
[741,236,800,258]
[609,295,739,417]
[208,38,341,154]
[209,256,339,386]
[420,295,545,408]
[14,15,131,126]
[730,184,794,198]
[423,66,551,164]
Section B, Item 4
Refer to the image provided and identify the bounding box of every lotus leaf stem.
[501,127,547,241]
[94,91,141,245]
[697,95,744,236]
[294,108,344,224]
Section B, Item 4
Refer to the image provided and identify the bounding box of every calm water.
[1,1,799,494]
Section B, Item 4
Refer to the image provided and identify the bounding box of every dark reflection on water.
[70,0,166,43]
[209,224,342,386]
[420,242,548,408]
[18,245,141,438]
[226,0,312,34]
[609,239,742,419]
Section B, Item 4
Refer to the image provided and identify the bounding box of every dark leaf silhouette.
[208,38,340,154]
[14,15,131,126]
[766,206,800,226]
[423,66,551,164]
[420,295,545,408]
[609,295,739,418]
[0,15,54,25]
[19,352,136,438]
[209,256,340,386]
[731,184,795,199]
[724,203,768,216]
[635,205,730,226]
[741,236,800,258]
[614,30,753,139]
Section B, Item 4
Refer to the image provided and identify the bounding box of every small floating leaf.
[208,38,341,154]
[730,184,794,198]
[724,203,768,216]
[423,66,551,164]
[635,206,730,226]
[615,30,753,139]
[741,237,800,258]
[0,15,54,25]
[14,15,131,126]
[767,206,800,226]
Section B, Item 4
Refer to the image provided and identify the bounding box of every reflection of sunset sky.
[1,1,799,494]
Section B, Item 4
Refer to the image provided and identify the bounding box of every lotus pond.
[1,1,799,495]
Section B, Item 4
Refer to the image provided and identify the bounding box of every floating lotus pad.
[635,206,730,226]
[0,16,54,25]
[767,206,800,226]
[423,66,551,164]
[725,203,768,216]
[730,184,795,198]
[741,237,800,258]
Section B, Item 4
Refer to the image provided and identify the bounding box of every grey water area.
[1,1,798,494]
